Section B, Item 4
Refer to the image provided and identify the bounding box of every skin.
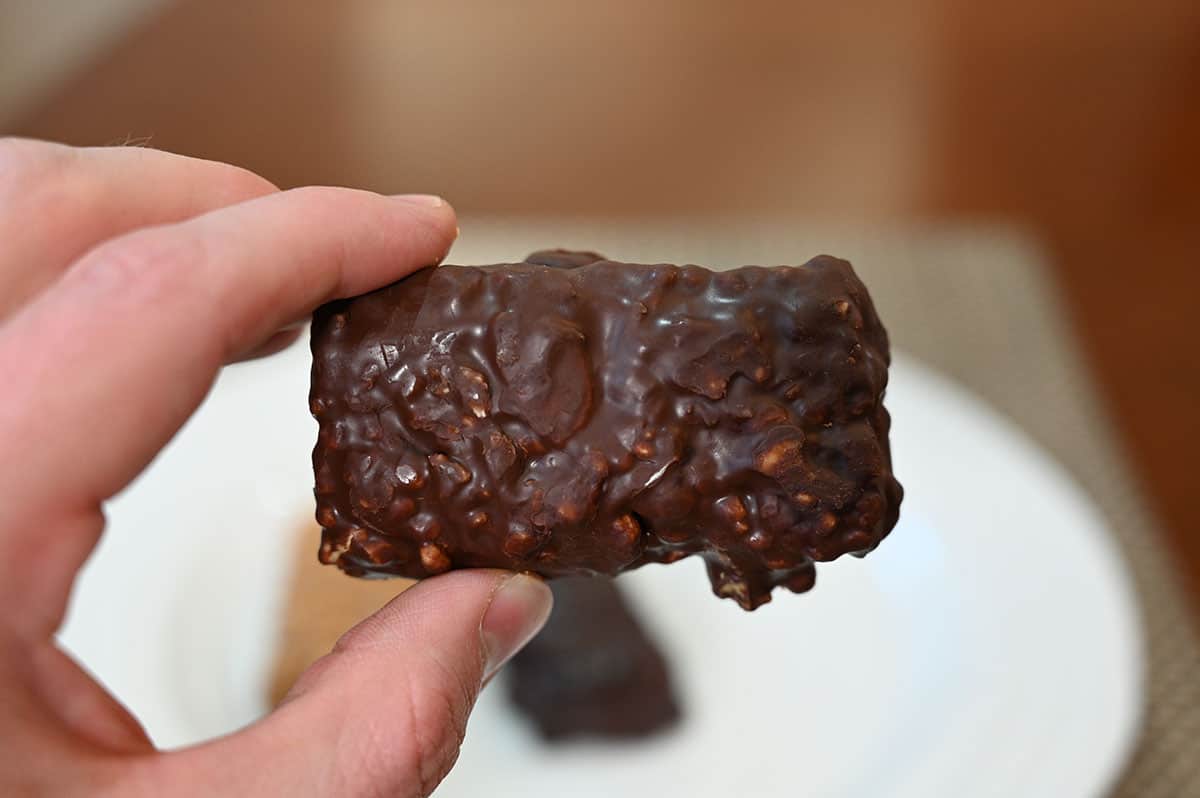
[0,139,553,797]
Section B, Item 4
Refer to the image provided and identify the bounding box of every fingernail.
[392,193,449,209]
[480,574,553,681]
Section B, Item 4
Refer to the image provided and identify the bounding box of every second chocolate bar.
[310,252,901,609]
[508,576,680,740]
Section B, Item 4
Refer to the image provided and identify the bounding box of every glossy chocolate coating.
[310,250,901,609]
[508,577,680,740]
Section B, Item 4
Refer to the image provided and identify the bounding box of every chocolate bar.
[310,250,901,609]
[507,577,680,740]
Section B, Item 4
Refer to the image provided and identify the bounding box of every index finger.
[0,187,457,526]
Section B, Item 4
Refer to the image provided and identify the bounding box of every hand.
[0,139,553,797]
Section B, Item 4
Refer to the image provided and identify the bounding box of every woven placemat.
[454,220,1200,796]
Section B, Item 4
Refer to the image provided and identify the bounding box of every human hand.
[0,139,553,797]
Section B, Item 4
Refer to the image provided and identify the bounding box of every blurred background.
[3,1,1198,793]
[3,0,1196,609]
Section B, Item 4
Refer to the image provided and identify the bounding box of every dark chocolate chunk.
[507,577,680,740]
[310,250,902,609]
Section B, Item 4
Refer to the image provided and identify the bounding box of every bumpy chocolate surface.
[310,250,901,609]
[508,577,680,740]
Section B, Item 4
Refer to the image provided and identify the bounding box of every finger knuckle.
[339,669,469,798]
[73,229,205,301]
[409,661,473,796]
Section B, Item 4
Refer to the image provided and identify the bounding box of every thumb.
[154,570,552,798]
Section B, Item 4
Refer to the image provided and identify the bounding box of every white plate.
[59,345,1143,798]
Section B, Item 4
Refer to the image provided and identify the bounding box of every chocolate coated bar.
[508,577,680,740]
[310,250,901,608]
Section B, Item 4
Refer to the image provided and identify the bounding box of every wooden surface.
[925,3,1200,604]
[8,0,1200,605]
[268,519,410,705]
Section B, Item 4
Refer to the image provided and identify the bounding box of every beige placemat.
[446,219,1200,796]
